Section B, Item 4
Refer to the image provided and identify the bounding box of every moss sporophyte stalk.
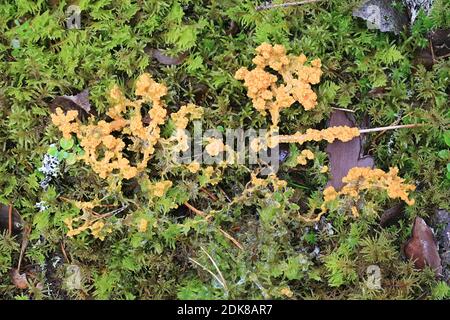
[52,43,418,239]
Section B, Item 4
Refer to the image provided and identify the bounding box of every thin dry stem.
[17,226,30,271]
[358,123,425,133]
[188,257,226,290]
[184,202,244,251]
[200,188,219,201]
[184,202,207,217]
[278,123,426,143]
[60,241,71,264]
[201,247,228,291]
[219,228,244,251]
[8,204,12,236]
[331,107,355,113]
[256,0,322,11]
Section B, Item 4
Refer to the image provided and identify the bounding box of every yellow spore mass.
[51,73,168,180]
[279,126,360,144]
[205,138,226,157]
[171,103,204,129]
[235,43,322,128]
[151,180,173,197]
[50,108,80,139]
[297,149,315,165]
[170,103,203,154]
[323,167,416,209]
[235,43,361,151]
[138,218,148,233]
[301,167,416,223]
[187,161,201,173]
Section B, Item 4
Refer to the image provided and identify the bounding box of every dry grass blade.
[331,107,355,113]
[188,257,227,291]
[184,203,244,251]
[201,247,228,292]
[8,204,12,236]
[256,0,323,11]
[359,123,426,134]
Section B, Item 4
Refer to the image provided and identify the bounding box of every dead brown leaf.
[148,48,188,65]
[49,89,92,120]
[404,217,442,276]
[10,269,28,289]
[415,29,450,69]
[325,110,374,190]
[226,20,239,36]
[380,202,405,227]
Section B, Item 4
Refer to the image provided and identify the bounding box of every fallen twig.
[256,0,322,11]
[331,107,355,113]
[200,188,218,201]
[358,123,426,134]
[299,211,326,223]
[59,196,120,208]
[17,226,31,271]
[430,39,436,64]
[184,202,207,218]
[8,204,12,236]
[60,241,71,264]
[369,111,411,153]
[96,205,128,218]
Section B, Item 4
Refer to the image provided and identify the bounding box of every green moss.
[0,0,448,299]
